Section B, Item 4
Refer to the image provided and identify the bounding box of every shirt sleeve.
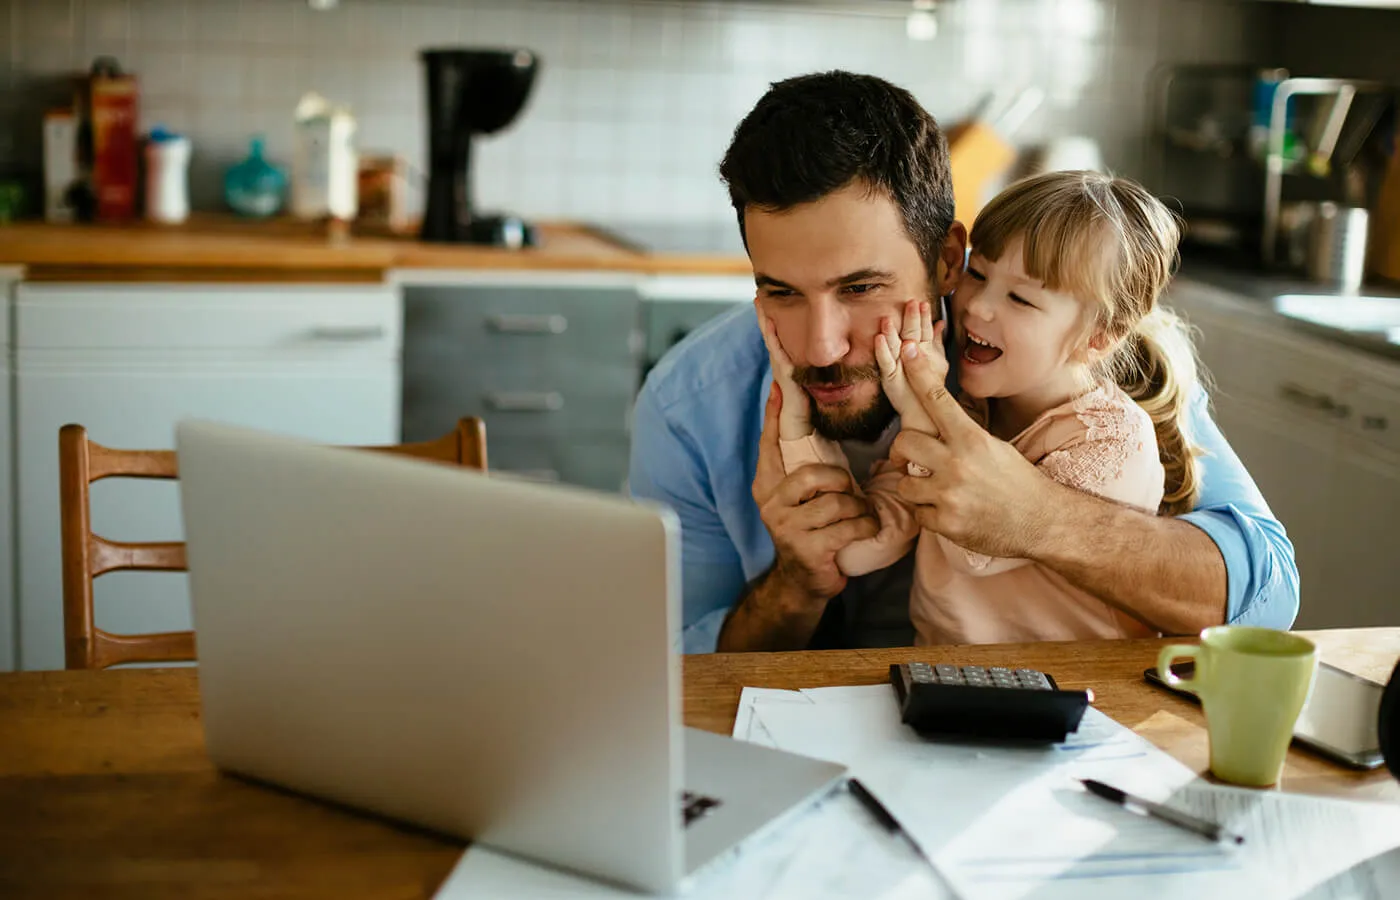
[1180,387,1300,628]
[628,386,748,655]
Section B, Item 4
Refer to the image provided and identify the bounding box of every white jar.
[292,92,358,221]
[144,130,191,224]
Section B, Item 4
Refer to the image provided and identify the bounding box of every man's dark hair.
[719,71,955,278]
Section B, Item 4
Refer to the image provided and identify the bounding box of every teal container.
[224,136,286,217]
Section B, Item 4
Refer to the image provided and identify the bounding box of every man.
[628,71,1299,653]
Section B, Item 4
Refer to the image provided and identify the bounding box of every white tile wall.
[2,0,1282,227]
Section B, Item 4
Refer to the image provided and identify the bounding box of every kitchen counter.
[1176,257,1400,364]
[0,217,753,282]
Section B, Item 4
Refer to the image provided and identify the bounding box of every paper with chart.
[736,685,1400,900]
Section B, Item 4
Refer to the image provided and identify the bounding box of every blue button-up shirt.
[628,304,1300,654]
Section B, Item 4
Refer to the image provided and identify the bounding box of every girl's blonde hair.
[970,170,1201,515]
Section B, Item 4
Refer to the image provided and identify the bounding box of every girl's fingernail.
[902,342,918,360]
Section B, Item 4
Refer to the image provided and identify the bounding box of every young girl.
[764,170,1201,644]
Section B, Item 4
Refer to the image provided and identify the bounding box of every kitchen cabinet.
[402,276,643,492]
[402,273,752,494]
[0,269,16,671]
[14,282,401,671]
[1167,280,1400,629]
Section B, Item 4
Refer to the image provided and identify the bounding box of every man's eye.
[842,283,877,295]
[764,289,795,299]
[966,268,986,282]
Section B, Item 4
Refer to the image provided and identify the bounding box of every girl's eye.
[1010,293,1036,308]
[966,267,987,282]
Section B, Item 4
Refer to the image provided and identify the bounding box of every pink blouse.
[779,384,1166,644]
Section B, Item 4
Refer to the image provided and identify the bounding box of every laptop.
[175,421,846,895]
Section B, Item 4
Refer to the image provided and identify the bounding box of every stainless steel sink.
[1271,294,1400,344]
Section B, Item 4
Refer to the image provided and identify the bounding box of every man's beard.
[792,363,898,443]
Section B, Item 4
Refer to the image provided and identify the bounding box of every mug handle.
[1157,645,1202,694]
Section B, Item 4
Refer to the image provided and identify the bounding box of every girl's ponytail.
[1113,306,1201,515]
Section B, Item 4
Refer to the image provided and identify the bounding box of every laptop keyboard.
[681,790,722,826]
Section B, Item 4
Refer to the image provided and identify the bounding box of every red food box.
[90,72,139,222]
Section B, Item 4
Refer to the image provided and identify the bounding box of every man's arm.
[718,384,878,652]
[1030,390,1300,633]
[888,342,1298,636]
[628,385,748,654]
[1178,388,1300,629]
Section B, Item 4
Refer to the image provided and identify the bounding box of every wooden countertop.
[0,216,753,282]
[1,629,1395,898]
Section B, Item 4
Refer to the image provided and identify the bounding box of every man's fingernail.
[902,342,918,360]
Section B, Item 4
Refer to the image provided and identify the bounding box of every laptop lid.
[176,420,685,893]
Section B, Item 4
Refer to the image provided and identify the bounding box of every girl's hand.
[875,299,944,436]
[760,314,812,440]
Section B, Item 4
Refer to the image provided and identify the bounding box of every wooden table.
[2,629,1397,899]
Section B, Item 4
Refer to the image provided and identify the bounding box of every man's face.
[747,181,963,442]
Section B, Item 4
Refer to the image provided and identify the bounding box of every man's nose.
[804,301,850,368]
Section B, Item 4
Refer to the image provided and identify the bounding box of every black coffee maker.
[420,48,539,247]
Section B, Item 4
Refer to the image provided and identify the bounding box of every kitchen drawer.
[401,362,637,441]
[1345,378,1400,458]
[1195,317,1352,420]
[15,283,401,353]
[404,285,641,370]
[643,299,743,361]
[487,434,632,493]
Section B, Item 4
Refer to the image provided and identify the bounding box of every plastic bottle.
[144,126,191,224]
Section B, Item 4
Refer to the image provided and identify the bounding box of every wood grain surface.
[1,628,1395,899]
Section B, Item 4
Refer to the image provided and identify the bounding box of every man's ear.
[934,222,969,296]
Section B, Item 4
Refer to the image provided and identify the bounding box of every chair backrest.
[58,419,488,670]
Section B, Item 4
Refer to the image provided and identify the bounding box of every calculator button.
[909,667,935,684]
[1016,669,1051,689]
[961,666,988,680]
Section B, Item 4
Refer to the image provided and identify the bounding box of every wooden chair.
[58,418,488,670]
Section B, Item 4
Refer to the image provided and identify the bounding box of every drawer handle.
[1278,382,1349,418]
[486,314,567,335]
[500,469,562,483]
[1361,414,1389,431]
[485,391,564,412]
[307,325,387,342]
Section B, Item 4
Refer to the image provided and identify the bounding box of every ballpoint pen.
[1080,778,1246,845]
[848,778,962,898]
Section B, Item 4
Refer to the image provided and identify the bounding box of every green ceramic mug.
[1158,626,1318,787]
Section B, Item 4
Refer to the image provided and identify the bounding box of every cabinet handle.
[499,469,562,483]
[307,325,387,342]
[1361,414,1389,431]
[484,391,564,412]
[485,314,567,335]
[1277,382,1349,418]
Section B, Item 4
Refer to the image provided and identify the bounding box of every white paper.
[743,685,1400,900]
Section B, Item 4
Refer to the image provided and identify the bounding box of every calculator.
[890,662,1093,743]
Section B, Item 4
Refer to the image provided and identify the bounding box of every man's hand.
[719,382,879,651]
[888,340,1056,558]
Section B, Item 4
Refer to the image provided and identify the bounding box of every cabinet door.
[1326,443,1400,628]
[1326,375,1400,628]
[17,364,400,672]
[1209,392,1339,626]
